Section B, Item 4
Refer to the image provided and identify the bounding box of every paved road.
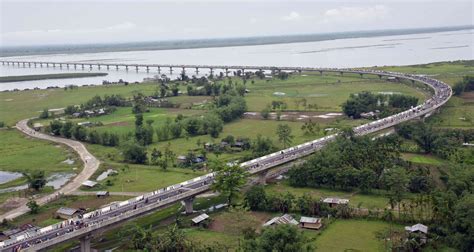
[0,119,100,221]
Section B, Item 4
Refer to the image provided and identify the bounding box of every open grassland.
[85,162,206,192]
[379,60,474,86]
[265,181,389,210]
[429,94,474,128]
[243,72,428,111]
[0,73,108,83]
[0,83,161,126]
[402,153,445,165]
[0,129,80,174]
[315,219,403,252]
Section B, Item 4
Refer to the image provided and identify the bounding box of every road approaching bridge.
[0,65,452,252]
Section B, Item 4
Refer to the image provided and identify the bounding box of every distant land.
[0,73,108,82]
[0,25,472,57]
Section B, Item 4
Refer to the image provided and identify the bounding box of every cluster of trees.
[241,224,313,252]
[396,121,474,164]
[244,186,348,218]
[342,91,418,119]
[186,79,246,97]
[288,135,431,196]
[47,120,120,146]
[452,75,474,96]
[64,94,128,116]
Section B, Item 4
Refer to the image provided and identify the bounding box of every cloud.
[249,17,257,24]
[322,5,389,23]
[281,11,301,21]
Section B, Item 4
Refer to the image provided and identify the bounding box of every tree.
[49,120,63,135]
[160,142,176,170]
[251,134,276,157]
[276,124,294,148]
[122,141,148,164]
[27,200,40,214]
[72,125,87,141]
[450,194,474,251]
[261,106,271,120]
[23,171,46,191]
[150,148,162,165]
[39,108,49,119]
[60,121,74,138]
[383,167,409,216]
[244,185,268,211]
[210,159,247,205]
[88,130,101,144]
[242,224,313,252]
[157,224,189,252]
[135,113,144,127]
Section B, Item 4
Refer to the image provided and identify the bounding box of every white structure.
[263,214,298,227]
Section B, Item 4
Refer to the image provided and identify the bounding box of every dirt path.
[0,118,101,220]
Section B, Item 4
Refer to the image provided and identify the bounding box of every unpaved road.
[0,118,100,220]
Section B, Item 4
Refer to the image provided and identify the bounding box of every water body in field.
[0,29,472,91]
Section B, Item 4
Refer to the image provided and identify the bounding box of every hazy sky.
[1,0,473,46]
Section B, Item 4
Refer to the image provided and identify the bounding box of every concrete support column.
[126,66,129,71]
[146,66,150,72]
[195,67,199,74]
[80,236,91,252]
[258,170,269,185]
[106,65,110,70]
[182,67,185,74]
[98,65,101,70]
[209,68,213,75]
[135,66,139,71]
[183,197,194,214]
[89,64,92,69]
[225,68,229,77]
[157,66,161,73]
[170,67,173,74]
[116,65,119,70]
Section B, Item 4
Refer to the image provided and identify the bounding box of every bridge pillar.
[116,65,119,70]
[136,66,139,71]
[258,170,269,185]
[89,64,92,69]
[80,235,91,252]
[340,71,343,76]
[157,66,160,73]
[225,68,229,77]
[60,64,63,69]
[359,73,363,78]
[195,67,199,74]
[169,67,173,74]
[106,65,110,70]
[319,70,323,75]
[146,66,150,72]
[182,67,185,74]
[378,75,382,79]
[183,197,194,214]
[126,66,129,71]
[98,64,101,70]
[209,68,213,75]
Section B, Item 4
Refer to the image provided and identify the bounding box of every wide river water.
[0,29,473,91]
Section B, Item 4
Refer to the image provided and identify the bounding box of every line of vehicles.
[1,68,451,252]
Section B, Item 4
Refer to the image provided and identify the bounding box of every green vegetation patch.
[0,129,79,174]
[0,73,108,83]
[315,220,402,252]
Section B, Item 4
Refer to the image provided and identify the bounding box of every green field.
[402,153,445,165]
[0,73,108,83]
[85,163,206,192]
[315,219,403,252]
[265,181,389,209]
[0,129,80,175]
[243,73,428,111]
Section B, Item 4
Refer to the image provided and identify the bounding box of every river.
[0,29,472,91]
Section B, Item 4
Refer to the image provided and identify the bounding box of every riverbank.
[0,73,108,83]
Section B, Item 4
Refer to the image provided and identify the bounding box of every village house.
[322,197,349,208]
[405,223,429,244]
[55,207,81,219]
[191,213,209,227]
[299,216,323,230]
[263,214,298,227]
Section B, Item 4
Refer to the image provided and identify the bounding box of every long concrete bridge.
[0,65,452,252]
[1,60,401,78]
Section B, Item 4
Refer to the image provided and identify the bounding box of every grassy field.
[265,181,389,210]
[429,94,474,128]
[402,153,445,165]
[0,129,80,174]
[84,162,206,192]
[0,73,108,83]
[315,219,403,252]
[243,72,428,111]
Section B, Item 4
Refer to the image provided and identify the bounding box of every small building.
[220,141,229,148]
[299,216,322,230]
[96,191,110,198]
[82,180,97,188]
[322,198,349,208]
[55,207,80,219]
[72,112,81,118]
[32,123,44,131]
[204,142,214,151]
[77,121,93,127]
[405,223,429,244]
[191,213,210,226]
[263,214,298,227]
[232,141,245,149]
[177,155,187,164]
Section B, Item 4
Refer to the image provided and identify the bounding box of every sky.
[0,0,473,47]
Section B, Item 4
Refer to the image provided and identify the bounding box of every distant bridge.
[0,63,452,252]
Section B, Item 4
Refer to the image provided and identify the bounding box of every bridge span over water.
[0,64,452,252]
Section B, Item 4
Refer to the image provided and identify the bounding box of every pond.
[0,171,23,184]
[0,172,76,193]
